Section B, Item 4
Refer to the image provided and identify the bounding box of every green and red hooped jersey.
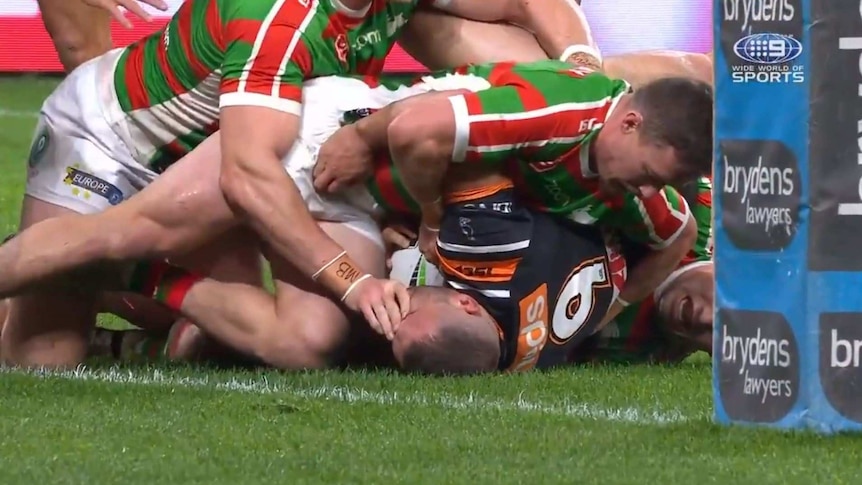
[110,0,440,172]
[574,176,713,364]
[362,60,691,250]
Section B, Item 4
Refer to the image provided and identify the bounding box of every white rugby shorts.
[25,49,157,214]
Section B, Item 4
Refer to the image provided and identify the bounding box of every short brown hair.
[400,323,499,376]
[631,77,714,180]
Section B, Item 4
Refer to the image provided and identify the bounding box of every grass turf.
[0,75,860,485]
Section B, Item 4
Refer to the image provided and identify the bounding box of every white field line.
[0,108,38,119]
[2,366,696,425]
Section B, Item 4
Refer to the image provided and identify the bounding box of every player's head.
[655,262,714,354]
[392,286,500,375]
[594,77,713,198]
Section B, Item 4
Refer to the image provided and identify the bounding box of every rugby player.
[39,0,168,72]
[9,43,713,369]
[79,178,714,370]
[82,58,703,371]
[573,177,713,364]
[3,0,602,368]
[390,176,626,374]
[385,176,714,373]
[312,64,712,336]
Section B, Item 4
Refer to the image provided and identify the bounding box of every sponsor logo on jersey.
[28,128,49,169]
[529,160,562,173]
[808,1,862,270]
[719,139,800,251]
[717,308,799,422]
[720,0,804,83]
[509,284,550,372]
[63,165,124,206]
[334,34,349,64]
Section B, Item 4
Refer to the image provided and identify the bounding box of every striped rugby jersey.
[105,0,439,171]
[437,183,622,372]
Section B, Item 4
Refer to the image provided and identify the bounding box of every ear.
[453,292,483,316]
[621,111,643,134]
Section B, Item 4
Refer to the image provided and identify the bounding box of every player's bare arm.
[599,215,697,329]
[81,0,168,28]
[397,10,548,70]
[432,0,601,69]
[603,51,713,88]
[38,0,166,71]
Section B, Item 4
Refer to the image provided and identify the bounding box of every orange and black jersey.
[437,184,618,372]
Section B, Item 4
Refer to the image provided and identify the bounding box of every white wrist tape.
[559,44,603,65]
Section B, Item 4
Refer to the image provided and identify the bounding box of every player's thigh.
[37,0,111,71]
[104,133,239,259]
[1,198,97,367]
[1,291,97,368]
[400,10,547,70]
[27,58,150,219]
[267,221,386,359]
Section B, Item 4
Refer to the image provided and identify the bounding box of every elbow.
[689,53,714,86]
[387,106,447,166]
[219,154,261,213]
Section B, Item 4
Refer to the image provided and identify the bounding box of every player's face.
[594,111,679,199]
[656,264,714,354]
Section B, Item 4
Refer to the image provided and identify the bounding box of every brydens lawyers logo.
[719,139,800,251]
[819,313,862,423]
[717,309,799,423]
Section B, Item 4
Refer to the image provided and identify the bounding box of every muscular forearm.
[222,155,350,289]
[603,51,713,88]
[388,114,447,221]
[622,217,697,305]
[400,11,547,70]
[510,0,599,66]
[596,227,694,330]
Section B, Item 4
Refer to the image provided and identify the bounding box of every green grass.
[0,76,860,485]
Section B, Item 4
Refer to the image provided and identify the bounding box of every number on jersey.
[550,257,611,343]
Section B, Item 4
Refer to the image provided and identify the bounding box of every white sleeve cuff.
[220,92,302,116]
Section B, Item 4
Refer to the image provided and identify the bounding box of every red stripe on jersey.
[624,298,658,354]
[225,19,261,45]
[124,43,151,110]
[360,74,380,88]
[486,62,516,84]
[372,156,412,213]
[356,57,385,75]
[278,84,303,103]
[487,63,548,111]
[369,0,388,15]
[156,31,187,95]
[177,1,210,79]
[696,190,712,209]
[641,191,687,241]
[205,0,225,50]
[244,2,314,95]
[221,77,239,95]
[465,107,607,163]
